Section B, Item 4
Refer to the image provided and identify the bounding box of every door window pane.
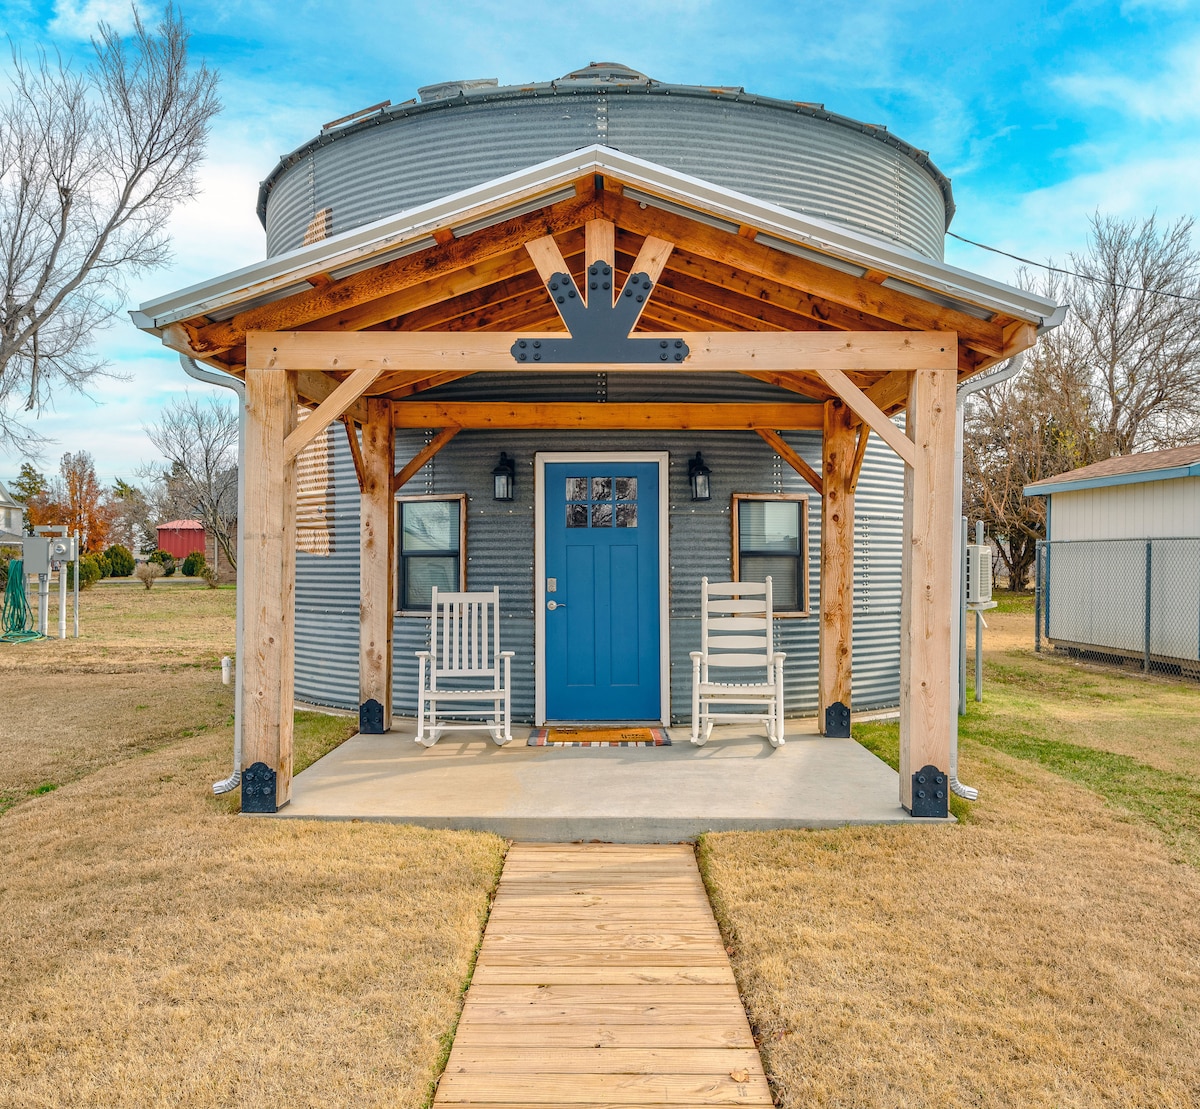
[566,477,587,501]
[591,477,612,501]
[591,503,613,528]
[615,477,637,501]
[566,504,588,528]
[616,503,638,528]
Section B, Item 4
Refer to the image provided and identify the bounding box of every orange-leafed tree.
[58,451,112,552]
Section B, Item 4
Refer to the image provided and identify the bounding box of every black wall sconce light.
[492,452,516,501]
[687,452,712,501]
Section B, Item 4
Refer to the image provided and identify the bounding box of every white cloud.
[48,0,151,39]
[1053,34,1200,123]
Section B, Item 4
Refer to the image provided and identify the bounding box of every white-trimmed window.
[732,493,810,616]
[396,494,466,613]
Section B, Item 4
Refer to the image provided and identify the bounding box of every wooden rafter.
[604,192,1008,358]
[392,427,460,494]
[342,417,366,493]
[849,422,870,494]
[755,428,824,495]
[391,402,824,431]
[816,367,917,469]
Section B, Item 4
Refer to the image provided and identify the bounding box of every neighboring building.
[156,519,207,559]
[0,480,23,540]
[134,63,1063,814]
[1025,445,1200,674]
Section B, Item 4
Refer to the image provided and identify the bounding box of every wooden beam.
[585,219,615,270]
[241,364,298,810]
[295,370,369,425]
[186,191,596,353]
[818,400,856,735]
[359,397,395,733]
[816,366,918,469]
[754,428,823,495]
[283,365,384,463]
[622,235,674,332]
[739,370,836,402]
[251,330,957,375]
[393,402,825,431]
[603,193,1007,358]
[899,368,957,814]
[342,417,366,493]
[849,423,870,494]
[392,427,460,494]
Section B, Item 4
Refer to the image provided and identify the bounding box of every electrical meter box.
[965,544,993,604]
[48,536,77,563]
[21,536,52,576]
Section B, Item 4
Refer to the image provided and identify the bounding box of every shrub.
[135,562,163,590]
[96,553,112,579]
[181,550,206,578]
[69,553,103,590]
[149,549,176,576]
[103,544,135,577]
[200,563,219,589]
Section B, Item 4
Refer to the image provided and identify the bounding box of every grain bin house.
[1026,445,1200,676]
[132,63,1063,816]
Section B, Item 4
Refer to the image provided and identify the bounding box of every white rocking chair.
[690,577,786,747]
[416,586,514,747]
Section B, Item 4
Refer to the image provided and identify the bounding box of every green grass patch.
[293,710,359,776]
[30,782,58,796]
[990,590,1035,616]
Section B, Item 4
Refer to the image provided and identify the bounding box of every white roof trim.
[133,145,1062,334]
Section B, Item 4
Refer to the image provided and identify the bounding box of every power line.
[946,231,1200,304]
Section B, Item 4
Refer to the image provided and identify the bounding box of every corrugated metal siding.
[265,89,947,260]
[294,399,906,720]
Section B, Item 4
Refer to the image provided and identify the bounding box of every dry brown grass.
[703,601,1200,1108]
[0,581,507,1108]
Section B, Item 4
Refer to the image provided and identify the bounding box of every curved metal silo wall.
[293,377,905,721]
[264,89,948,261]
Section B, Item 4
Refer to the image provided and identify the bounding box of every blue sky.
[2,0,1198,489]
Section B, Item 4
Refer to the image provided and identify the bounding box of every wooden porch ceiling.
[167,175,1036,419]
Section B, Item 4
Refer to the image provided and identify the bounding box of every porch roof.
[132,146,1063,422]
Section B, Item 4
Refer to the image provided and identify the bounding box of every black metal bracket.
[511,267,690,364]
[359,698,385,734]
[910,764,948,818]
[824,701,851,738]
[241,762,277,814]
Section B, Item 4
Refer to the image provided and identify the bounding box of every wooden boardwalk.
[434,843,772,1108]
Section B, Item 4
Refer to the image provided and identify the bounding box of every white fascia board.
[134,144,1061,335]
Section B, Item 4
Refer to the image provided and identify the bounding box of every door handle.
[547,600,566,611]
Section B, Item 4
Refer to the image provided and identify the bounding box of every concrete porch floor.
[275,717,948,841]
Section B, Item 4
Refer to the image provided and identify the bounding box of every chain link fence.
[1035,537,1200,679]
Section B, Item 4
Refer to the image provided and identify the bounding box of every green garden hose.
[2,559,43,643]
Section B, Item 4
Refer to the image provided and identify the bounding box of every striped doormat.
[527,727,672,747]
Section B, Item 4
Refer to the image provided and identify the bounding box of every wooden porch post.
[241,364,298,812]
[899,367,956,816]
[359,397,395,733]
[818,399,855,736]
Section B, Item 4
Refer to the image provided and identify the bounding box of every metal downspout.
[949,351,1026,801]
[178,355,246,796]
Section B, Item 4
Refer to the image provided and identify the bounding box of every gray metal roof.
[257,62,955,235]
[133,146,1063,339]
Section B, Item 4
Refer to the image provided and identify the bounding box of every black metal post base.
[910,765,949,817]
[823,701,851,738]
[359,698,385,734]
[241,762,277,814]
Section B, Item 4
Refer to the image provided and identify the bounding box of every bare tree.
[144,392,237,567]
[0,5,220,449]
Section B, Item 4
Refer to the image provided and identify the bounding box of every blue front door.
[545,462,661,720]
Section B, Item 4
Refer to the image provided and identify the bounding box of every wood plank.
[817,365,918,468]
[457,1001,748,1024]
[464,984,740,1006]
[240,364,297,808]
[443,1047,760,1075]
[443,1024,753,1049]
[435,1071,771,1104]
[341,417,366,493]
[392,402,824,431]
[392,427,460,494]
[283,365,384,463]
[604,191,1006,357]
[849,422,870,494]
[359,397,394,731]
[468,965,736,986]
[185,191,596,353]
[818,399,856,732]
[585,218,616,292]
[255,330,957,374]
[754,429,823,495]
[899,367,957,811]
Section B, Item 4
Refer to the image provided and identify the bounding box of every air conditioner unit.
[965,544,993,604]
